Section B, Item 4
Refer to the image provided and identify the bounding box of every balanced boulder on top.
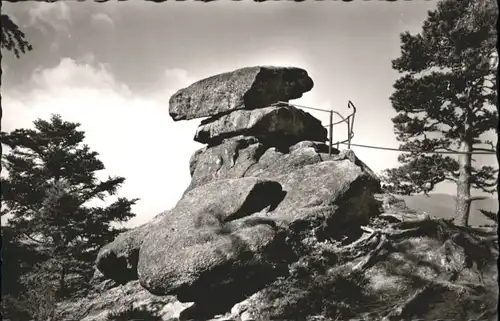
[169,66,314,121]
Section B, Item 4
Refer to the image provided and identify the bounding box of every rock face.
[169,66,313,121]
[83,66,499,321]
[54,281,190,321]
[96,210,171,284]
[194,104,327,146]
[137,178,287,300]
[136,161,379,303]
[186,137,376,194]
[95,143,381,317]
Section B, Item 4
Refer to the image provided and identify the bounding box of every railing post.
[347,116,351,150]
[347,100,356,150]
[350,115,355,149]
[329,110,333,157]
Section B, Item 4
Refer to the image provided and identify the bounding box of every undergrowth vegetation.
[106,306,162,321]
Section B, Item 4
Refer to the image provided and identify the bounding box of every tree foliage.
[1,13,32,58]
[382,0,498,226]
[1,115,137,300]
[1,225,53,320]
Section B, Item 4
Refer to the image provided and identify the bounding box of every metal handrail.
[327,119,350,127]
[331,137,352,146]
[331,131,355,148]
[274,101,331,113]
[271,100,357,157]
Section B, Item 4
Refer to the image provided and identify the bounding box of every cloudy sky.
[2,1,497,227]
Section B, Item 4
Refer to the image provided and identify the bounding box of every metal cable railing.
[273,100,357,157]
[271,101,496,156]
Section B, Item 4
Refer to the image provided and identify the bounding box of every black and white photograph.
[1,0,498,320]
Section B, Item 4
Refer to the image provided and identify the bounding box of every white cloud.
[90,12,114,27]
[3,57,203,227]
[29,58,124,94]
[27,2,71,33]
[163,68,192,88]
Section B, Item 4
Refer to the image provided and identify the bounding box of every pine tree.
[1,12,33,131]
[1,225,50,320]
[1,114,138,297]
[382,0,498,226]
[1,13,33,58]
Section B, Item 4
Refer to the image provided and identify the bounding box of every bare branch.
[479,209,498,223]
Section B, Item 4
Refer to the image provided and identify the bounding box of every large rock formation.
[95,65,382,314]
[169,66,313,121]
[75,66,499,321]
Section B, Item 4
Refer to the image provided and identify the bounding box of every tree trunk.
[58,264,67,298]
[454,140,473,226]
[497,107,499,219]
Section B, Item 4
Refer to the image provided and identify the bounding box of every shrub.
[106,306,162,321]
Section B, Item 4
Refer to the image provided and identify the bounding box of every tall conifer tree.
[383,0,498,226]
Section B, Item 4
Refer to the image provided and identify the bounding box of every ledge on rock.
[194,104,327,147]
[169,66,314,121]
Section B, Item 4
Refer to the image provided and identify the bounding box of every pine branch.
[444,175,458,183]
[0,14,33,58]
[479,209,498,223]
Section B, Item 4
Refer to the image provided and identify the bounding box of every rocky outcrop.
[95,65,385,316]
[93,147,382,317]
[83,216,498,321]
[53,281,190,321]
[136,159,380,303]
[79,66,499,321]
[194,104,327,146]
[169,66,313,121]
